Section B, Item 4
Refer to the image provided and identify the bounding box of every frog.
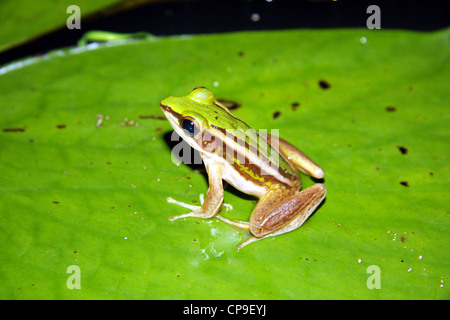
[160,87,326,251]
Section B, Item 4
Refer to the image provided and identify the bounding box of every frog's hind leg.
[237,183,326,251]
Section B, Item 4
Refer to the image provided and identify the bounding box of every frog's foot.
[195,193,233,212]
[166,197,200,211]
[235,235,267,251]
[167,194,233,221]
[215,215,250,230]
[214,216,256,251]
[166,196,201,221]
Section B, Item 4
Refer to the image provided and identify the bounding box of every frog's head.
[161,87,253,160]
[160,87,221,155]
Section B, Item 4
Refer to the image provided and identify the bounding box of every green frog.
[160,87,326,250]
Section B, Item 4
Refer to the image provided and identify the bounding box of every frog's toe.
[166,197,201,211]
[169,212,196,221]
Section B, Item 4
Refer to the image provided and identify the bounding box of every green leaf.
[0,0,122,52]
[0,28,449,299]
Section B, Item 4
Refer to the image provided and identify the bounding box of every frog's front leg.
[237,183,326,250]
[167,164,224,221]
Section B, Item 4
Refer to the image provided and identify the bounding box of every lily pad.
[0,28,448,299]
[0,0,122,52]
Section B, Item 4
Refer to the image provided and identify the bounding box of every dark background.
[0,0,448,66]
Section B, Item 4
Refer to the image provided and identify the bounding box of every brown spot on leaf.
[385,106,396,112]
[56,124,66,129]
[400,181,409,187]
[217,99,241,110]
[291,102,300,111]
[318,79,331,89]
[139,115,165,120]
[3,127,25,132]
[397,146,408,155]
[272,111,281,119]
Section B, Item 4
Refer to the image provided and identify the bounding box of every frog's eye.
[181,117,200,137]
